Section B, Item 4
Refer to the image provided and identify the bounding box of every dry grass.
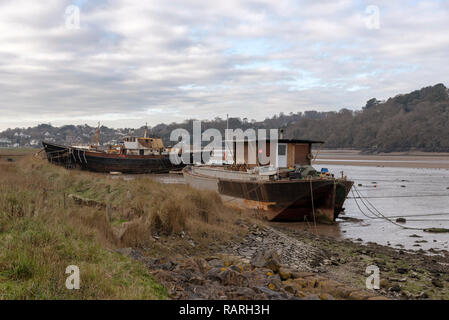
[0,155,249,299]
[113,180,245,248]
[0,148,36,156]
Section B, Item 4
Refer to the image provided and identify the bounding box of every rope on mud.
[370,212,449,219]
[350,186,449,232]
[350,188,380,220]
[350,185,426,231]
[348,194,449,199]
[309,179,318,234]
[396,219,449,222]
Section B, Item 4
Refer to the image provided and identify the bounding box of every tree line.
[2,84,448,153]
[147,84,449,153]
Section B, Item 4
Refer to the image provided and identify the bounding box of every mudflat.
[315,149,449,168]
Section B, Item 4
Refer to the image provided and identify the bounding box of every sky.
[0,0,448,130]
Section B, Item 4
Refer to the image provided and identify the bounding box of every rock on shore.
[117,224,386,300]
[223,224,325,272]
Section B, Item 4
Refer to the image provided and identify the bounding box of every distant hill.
[0,124,131,148]
[1,84,448,153]
[284,83,449,152]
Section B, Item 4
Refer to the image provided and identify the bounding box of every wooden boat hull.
[78,151,184,174]
[42,141,185,174]
[42,141,72,166]
[183,166,353,223]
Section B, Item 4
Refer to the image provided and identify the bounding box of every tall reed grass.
[0,155,247,299]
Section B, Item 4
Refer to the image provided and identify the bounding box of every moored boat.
[183,138,353,223]
[42,129,185,174]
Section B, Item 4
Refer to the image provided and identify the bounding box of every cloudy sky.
[0,0,448,130]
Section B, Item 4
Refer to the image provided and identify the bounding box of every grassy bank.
[0,156,246,299]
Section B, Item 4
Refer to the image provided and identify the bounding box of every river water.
[287,164,449,252]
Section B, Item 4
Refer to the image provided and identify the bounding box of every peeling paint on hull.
[183,166,353,223]
[42,141,184,174]
[78,151,184,174]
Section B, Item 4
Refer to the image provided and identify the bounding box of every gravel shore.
[117,217,448,300]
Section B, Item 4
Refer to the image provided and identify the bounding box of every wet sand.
[315,150,449,168]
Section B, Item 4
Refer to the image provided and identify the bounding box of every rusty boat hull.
[183,166,353,223]
[77,151,184,174]
[42,141,72,166]
[42,141,184,174]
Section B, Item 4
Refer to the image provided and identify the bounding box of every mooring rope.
[348,193,449,199]
[370,212,449,219]
[350,185,426,230]
[309,179,318,234]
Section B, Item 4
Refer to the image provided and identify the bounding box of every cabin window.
[278,144,286,156]
[139,149,144,155]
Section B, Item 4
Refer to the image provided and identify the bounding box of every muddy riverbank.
[3,154,447,300]
[118,220,449,300]
[271,224,449,300]
[111,156,449,300]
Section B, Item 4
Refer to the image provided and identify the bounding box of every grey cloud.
[0,0,448,130]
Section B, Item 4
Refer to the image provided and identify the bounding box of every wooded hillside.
[2,84,448,153]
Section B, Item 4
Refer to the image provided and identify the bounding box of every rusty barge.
[42,133,185,174]
[183,138,353,223]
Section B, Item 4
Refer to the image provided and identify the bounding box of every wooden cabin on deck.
[230,138,323,169]
[122,136,165,155]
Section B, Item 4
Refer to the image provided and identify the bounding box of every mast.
[225,114,232,163]
[91,121,101,148]
[95,122,100,147]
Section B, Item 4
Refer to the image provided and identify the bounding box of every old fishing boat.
[183,138,353,223]
[42,127,185,174]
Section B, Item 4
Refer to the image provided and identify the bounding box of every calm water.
[314,164,449,251]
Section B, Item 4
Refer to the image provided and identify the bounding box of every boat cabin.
[231,138,323,169]
[122,136,166,155]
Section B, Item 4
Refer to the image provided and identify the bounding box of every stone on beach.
[250,249,281,273]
